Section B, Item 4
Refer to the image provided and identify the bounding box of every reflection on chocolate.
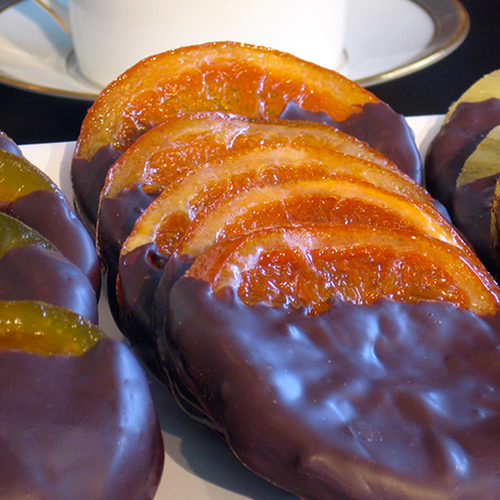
[453,173,499,273]
[280,100,422,184]
[426,98,500,209]
[0,338,164,500]
[167,277,500,500]
[0,245,98,323]
[6,189,101,294]
[71,144,122,231]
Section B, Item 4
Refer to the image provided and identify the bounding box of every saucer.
[0,0,469,101]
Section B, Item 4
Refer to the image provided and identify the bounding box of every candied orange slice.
[75,42,379,162]
[122,144,435,258]
[174,178,471,262]
[186,224,500,316]
[101,111,407,200]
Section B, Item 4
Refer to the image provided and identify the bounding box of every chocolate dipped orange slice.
[0,300,164,500]
[184,224,500,316]
[73,41,421,228]
[163,224,500,499]
[0,213,98,323]
[167,257,500,500]
[121,144,434,262]
[98,111,413,263]
[116,144,468,377]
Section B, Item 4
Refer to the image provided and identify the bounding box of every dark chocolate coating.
[117,242,169,378]
[453,173,499,273]
[153,256,217,428]
[98,184,160,317]
[166,277,500,500]
[117,243,214,428]
[98,185,160,274]
[0,337,164,500]
[71,144,122,232]
[5,189,101,294]
[280,101,422,184]
[0,245,98,323]
[425,98,500,210]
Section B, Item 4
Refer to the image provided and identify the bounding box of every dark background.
[0,0,499,145]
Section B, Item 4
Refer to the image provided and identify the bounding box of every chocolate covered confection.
[425,79,500,275]
[426,98,500,210]
[99,112,424,359]
[0,132,164,498]
[0,212,98,322]
[114,140,436,378]
[97,111,418,288]
[166,277,500,500]
[0,337,164,500]
[453,173,499,273]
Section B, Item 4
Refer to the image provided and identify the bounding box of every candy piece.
[0,330,164,499]
[98,111,418,316]
[122,145,433,262]
[115,145,437,369]
[166,277,500,500]
[98,111,416,275]
[425,70,500,273]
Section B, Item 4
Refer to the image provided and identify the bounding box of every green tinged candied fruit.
[0,212,54,259]
[0,149,57,203]
[0,301,104,356]
[456,125,500,187]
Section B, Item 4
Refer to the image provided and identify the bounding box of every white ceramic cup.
[34,0,347,88]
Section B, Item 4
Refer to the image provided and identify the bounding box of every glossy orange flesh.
[75,42,378,161]
[101,111,408,199]
[122,144,435,257]
[186,225,500,316]
[175,178,470,261]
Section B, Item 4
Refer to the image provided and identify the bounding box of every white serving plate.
[0,0,468,100]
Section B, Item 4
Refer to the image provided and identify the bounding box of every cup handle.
[32,0,70,35]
